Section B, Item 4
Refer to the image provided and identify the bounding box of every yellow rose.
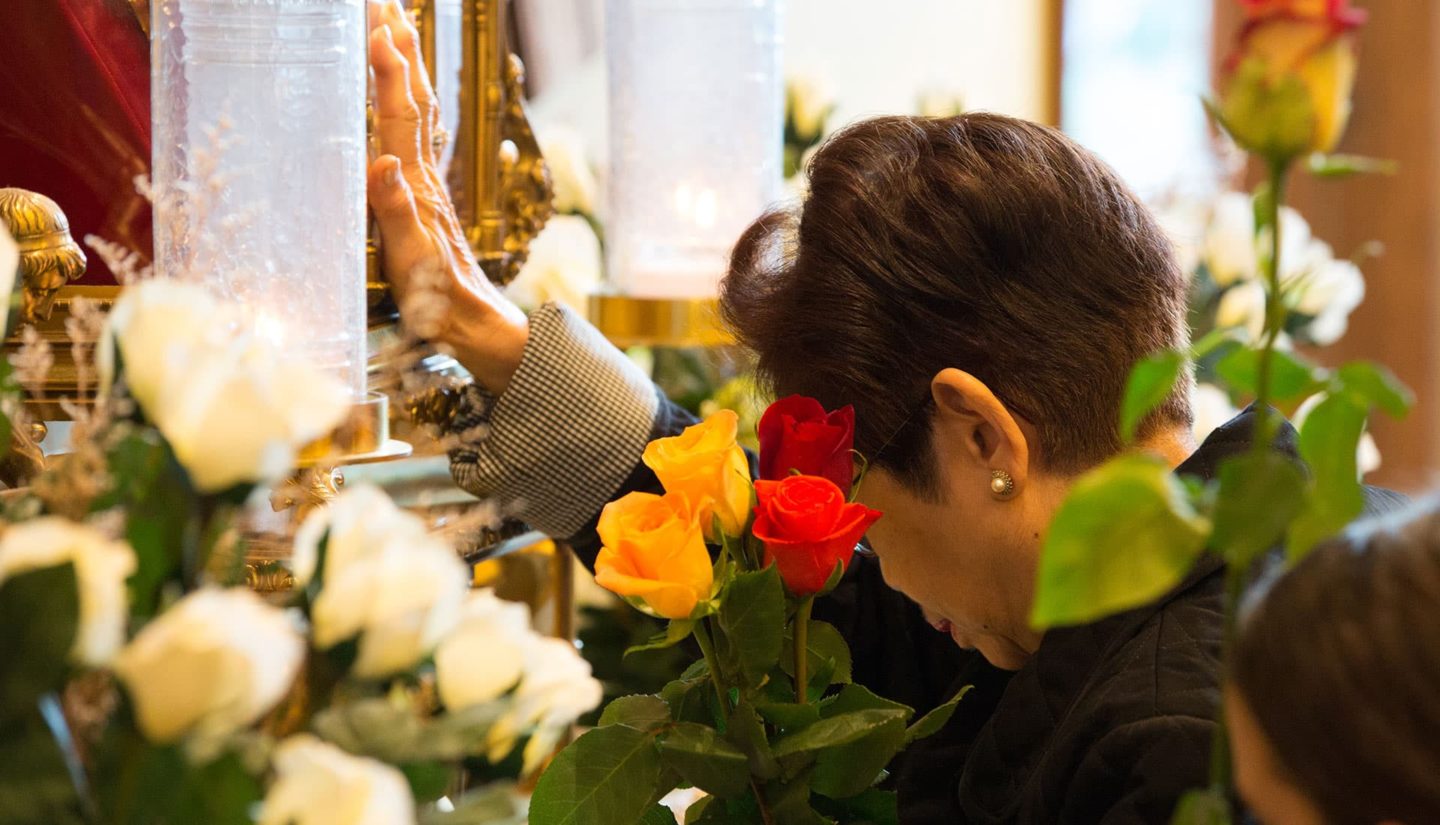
[1219,0,1366,160]
[642,410,753,539]
[594,492,713,619]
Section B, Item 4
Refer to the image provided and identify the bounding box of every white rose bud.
[258,735,416,825]
[101,280,350,493]
[434,589,532,711]
[113,587,303,744]
[0,518,136,667]
[488,636,603,774]
[1215,279,1267,341]
[299,485,469,680]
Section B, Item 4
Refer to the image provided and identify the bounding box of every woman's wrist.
[444,287,530,395]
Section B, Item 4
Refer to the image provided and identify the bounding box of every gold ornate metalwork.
[246,560,298,593]
[0,189,89,324]
[270,465,347,519]
[589,294,735,348]
[454,0,554,286]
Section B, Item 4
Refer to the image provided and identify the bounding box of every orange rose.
[595,492,714,619]
[642,410,753,540]
[1219,0,1366,160]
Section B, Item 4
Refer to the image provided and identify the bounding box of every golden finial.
[0,189,88,323]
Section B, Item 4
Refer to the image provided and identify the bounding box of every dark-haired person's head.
[720,112,1193,670]
[1228,502,1440,825]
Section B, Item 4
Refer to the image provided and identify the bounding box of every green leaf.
[0,563,78,719]
[1334,362,1414,418]
[780,619,852,690]
[771,709,909,758]
[100,430,200,618]
[1169,787,1233,825]
[402,761,454,804]
[717,566,785,687]
[724,700,780,781]
[905,685,973,744]
[529,725,663,825]
[600,695,673,732]
[813,788,900,825]
[807,685,912,799]
[660,675,715,727]
[0,708,87,825]
[657,722,751,798]
[626,619,697,658]
[1307,152,1398,178]
[1121,350,1185,443]
[1287,394,1368,562]
[94,734,261,825]
[1214,347,1323,405]
[754,700,821,732]
[1208,452,1307,569]
[312,698,505,763]
[419,782,527,825]
[639,805,680,825]
[1032,453,1211,629]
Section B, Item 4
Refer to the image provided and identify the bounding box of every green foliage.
[419,782,528,825]
[1307,153,1398,178]
[724,700,781,781]
[625,618,697,658]
[529,725,665,825]
[599,694,673,732]
[94,732,261,825]
[1031,454,1212,629]
[1209,453,1307,569]
[905,685,973,744]
[658,723,752,798]
[1213,347,1323,406]
[807,686,911,800]
[98,430,200,618]
[311,698,505,763]
[781,619,852,691]
[813,789,900,825]
[1287,394,1368,561]
[1334,361,1414,417]
[0,563,78,720]
[0,707,87,825]
[717,566,785,687]
[1120,350,1186,443]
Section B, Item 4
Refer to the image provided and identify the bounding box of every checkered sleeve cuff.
[448,302,661,538]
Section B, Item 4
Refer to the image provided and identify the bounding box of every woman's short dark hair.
[1233,502,1440,824]
[720,113,1191,495]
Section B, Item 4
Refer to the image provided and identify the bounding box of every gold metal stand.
[589,293,734,348]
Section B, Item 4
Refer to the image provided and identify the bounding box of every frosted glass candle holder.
[152,0,368,398]
[606,0,783,300]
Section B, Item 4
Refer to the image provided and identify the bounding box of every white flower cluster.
[100,279,351,492]
[1202,192,1366,346]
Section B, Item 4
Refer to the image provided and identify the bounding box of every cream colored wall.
[786,0,1051,125]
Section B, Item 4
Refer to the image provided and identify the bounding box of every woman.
[364,3,1403,820]
[1229,503,1440,825]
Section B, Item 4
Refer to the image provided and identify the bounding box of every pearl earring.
[989,469,1016,500]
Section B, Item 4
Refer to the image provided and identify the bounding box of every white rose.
[298,485,469,680]
[258,735,415,825]
[1204,193,1312,287]
[1215,279,1267,341]
[113,587,303,744]
[1294,394,1383,478]
[434,589,532,711]
[539,126,599,217]
[1288,248,1365,346]
[101,280,350,493]
[0,518,135,666]
[504,215,602,316]
[0,222,17,338]
[488,636,602,774]
[1190,383,1239,445]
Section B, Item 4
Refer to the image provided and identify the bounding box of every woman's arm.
[364,1,968,715]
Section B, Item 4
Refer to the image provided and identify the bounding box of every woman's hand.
[365,0,528,394]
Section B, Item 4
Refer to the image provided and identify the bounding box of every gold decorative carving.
[497,53,554,285]
[0,188,88,324]
[270,465,346,520]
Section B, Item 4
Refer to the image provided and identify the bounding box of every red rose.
[752,475,882,596]
[757,395,856,492]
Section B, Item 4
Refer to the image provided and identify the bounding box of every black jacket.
[567,402,1406,824]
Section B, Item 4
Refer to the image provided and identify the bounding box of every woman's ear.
[929,368,1030,494]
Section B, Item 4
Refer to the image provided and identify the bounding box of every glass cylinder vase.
[605,0,783,300]
[151,0,369,399]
